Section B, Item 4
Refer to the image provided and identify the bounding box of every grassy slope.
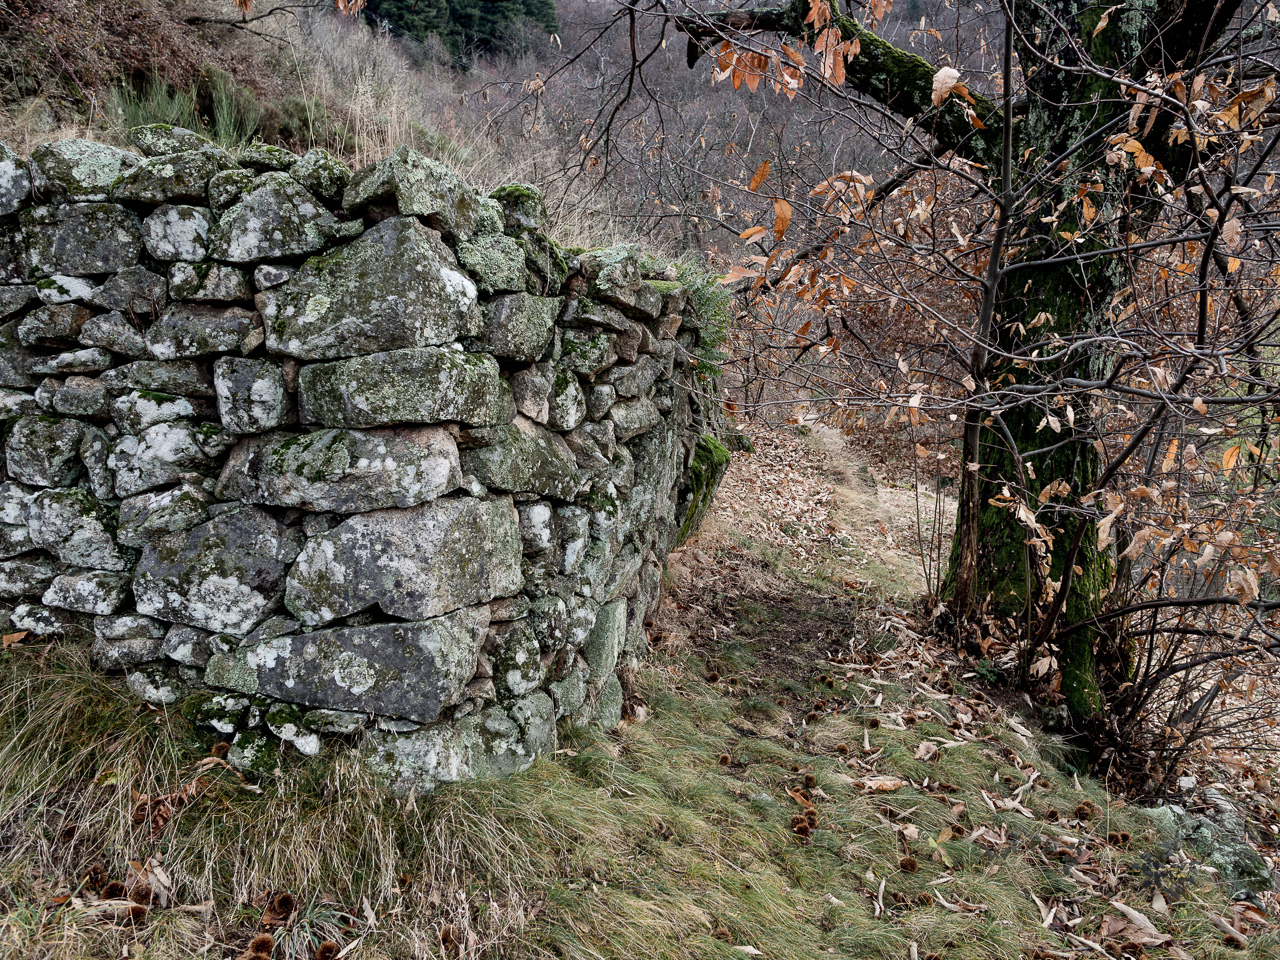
[0,430,1275,959]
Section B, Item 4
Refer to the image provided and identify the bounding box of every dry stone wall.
[0,130,730,791]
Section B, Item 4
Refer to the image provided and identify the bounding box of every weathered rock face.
[0,136,731,793]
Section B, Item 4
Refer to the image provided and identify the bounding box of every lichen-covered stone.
[209,606,489,722]
[18,302,89,346]
[142,204,212,262]
[584,597,626,687]
[239,142,297,171]
[0,557,60,600]
[600,354,664,398]
[546,366,586,431]
[0,229,26,284]
[30,140,138,202]
[549,656,590,720]
[0,140,32,215]
[107,421,217,496]
[42,569,131,614]
[609,396,662,440]
[457,233,526,294]
[265,703,322,756]
[161,623,228,667]
[133,504,301,636]
[253,263,295,289]
[209,172,334,262]
[227,730,279,774]
[169,261,251,301]
[490,619,543,697]
[109,390,207,434]
[86,266,168,316]
[27,487,127,570]
[361,692,553,794]
[587,384,616,420]
[100,360,216,397]
[29,347,114,375]
[593,672,624,729]
[10,601,92,640]
[52,376,108,417]
[0,285,37,320]
[213,356,287,434]
[517,502,554,554]
[35,274,95,304]
[290,148,351,203]
[6,416,85,487]
[460,417,581,500]
[479,292,559,361]
[580,246,661,319]
[22,203,143,276]
[127,666,185,705]
[0,321,35,388]
[90,613,168,669]
[560,328,617,376]
[285,496,521,627]
[259,217,480,360]
[489,183,548,235]
[147,304,257,359]
[117,482,213,548]
[78,311,148,358]
[112,147,236,204]
[208,168,256,212]
[217,425,461,513]
[129,125,212,157]
[343,146,481,240]
[511,363,552,423]
[297,347,512,428]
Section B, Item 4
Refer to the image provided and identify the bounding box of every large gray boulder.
[107,422,217,497]
[0,141,31,215]
[116,482,212,548]
[30,140,138,202]
[132,505,301,636]
[5,416,86,487]
[479,293,559,361]
[460,418,582,500]
[342,146,481,240]
[208,172,334,262]
[213,357,287,434]
[27,487,128,571]
[297,347,512,428]
[141,204,213,262]
[258,217,480,360]
[146,305,257,359]
[112,147,235,204]
[361,692,554,794]
[21,203,144,277]
[217,426,461,513]
[285,496,522,627]
[205,606,489,722]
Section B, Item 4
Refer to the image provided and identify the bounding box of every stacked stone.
[0,131,729,790]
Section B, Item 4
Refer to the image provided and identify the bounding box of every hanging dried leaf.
[748,160,771,193]
[773,198,793,240]
[931,67,962,107]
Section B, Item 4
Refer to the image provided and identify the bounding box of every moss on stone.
[678,434,730,545]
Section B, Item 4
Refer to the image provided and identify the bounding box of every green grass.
[0,635,1273,960]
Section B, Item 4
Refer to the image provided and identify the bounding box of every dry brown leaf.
[773,197,793,240]
[931,67,962,107]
